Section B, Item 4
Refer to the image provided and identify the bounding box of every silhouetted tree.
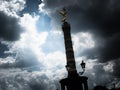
[111,88,120,90]
[93,85,108,90]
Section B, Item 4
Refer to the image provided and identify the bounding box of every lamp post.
[79,60,86,75]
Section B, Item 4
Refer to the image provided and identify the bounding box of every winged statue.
[58,8,67,22]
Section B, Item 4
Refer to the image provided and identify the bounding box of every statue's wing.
[59,11,64,15]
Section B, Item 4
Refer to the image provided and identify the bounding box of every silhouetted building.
[111,88,120,90]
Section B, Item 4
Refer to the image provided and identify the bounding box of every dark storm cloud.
[85,64,113,90]
[42,0,120,61]
[0,42,9,58]
[0,49,42,69]
[0,69,55,90]
[112,59,120,78]
[81,32,120,62]
[0,11,23,41]
[74,0,120,62]
[0,0,41,68]
[40,0,120,89]
[15,49,41,68]
[67,0,120,35]
[29,80,48,90]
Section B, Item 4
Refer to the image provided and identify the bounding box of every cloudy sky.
[0,0,120,90]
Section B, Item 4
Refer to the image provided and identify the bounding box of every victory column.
[59,8,89,90]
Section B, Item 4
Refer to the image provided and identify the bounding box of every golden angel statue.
[58,8,67,22]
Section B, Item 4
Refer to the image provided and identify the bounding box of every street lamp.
[81,60,86,69]
[79,60,86,75]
